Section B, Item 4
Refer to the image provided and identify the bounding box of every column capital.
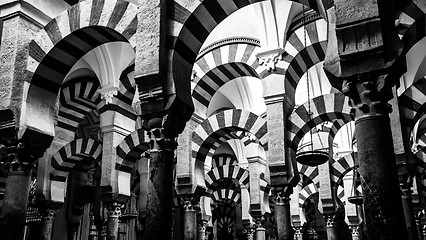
[273,186,291,206]
[325,214,336,227]
[0,141,42,174]
[106,202,122,218]
[256,48,285,72]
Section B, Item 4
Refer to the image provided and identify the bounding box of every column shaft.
[325,216,338,240]
[401,188,419,240]
[183,201,196,240]
[0,170,32,239]
[356,114,407,239]
[106,203,121,240]
[39,209,57,240]
[145,129,175,240]
[274,191,292,240]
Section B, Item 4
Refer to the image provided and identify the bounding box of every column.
[325,215,337,240]
[144,126,177,240]
[197,220,207,240]
[38,205,59,240]
[244,227,255,240]
[416,211,424,240]
[274,187,292,240]
[351,225,362,240]
[342,73,408,239]
[183,195,197,240]
[398,161,419,240]
[106,202,121,240]
[0,142,41,240]
[255,217,266,240]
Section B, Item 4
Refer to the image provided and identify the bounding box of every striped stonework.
[23,0,138,139]
[116,128,149,173]
[50,138,102,182]
[414,147,426,199]
[212,155,238,169]
[299,182,318,209]
[0,176,5,209]
[57,77,102,139]
[298,164,319,188]
[286,93,352,157]
[399,79,426,129]
[284,19,328,100]
[205,165,249,191]
[169,0,329,113]
[401,10,426,55]
[210,189,241,205]
[192,109,267,165]
[330,153,356,188]
[284,41,327,100]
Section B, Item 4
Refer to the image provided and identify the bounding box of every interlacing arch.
[212,154,238,169]
[205,165,250,191]
[115,128,150,197]
[168,0,331,117]
[210,189,241,205]
[50,138,102,203]
[284,19,328,101]
[192,109,267,188]
[399,79,426,129]
[57,77,101,139]
[286,93,352,159]
[299,182,318,209]
[21,0,138,141]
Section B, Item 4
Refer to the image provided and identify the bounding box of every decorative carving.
[256,48,286,72]
[351,225,361,236]
[325,215,336,227]
[274,187,291,206]
[107,202,122,219]
[97,86,119,105]
[0,141,40,174]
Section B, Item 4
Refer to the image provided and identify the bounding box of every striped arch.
[193,109,267,187]
[57,77,101,140]
[192,62,260,118]
[193,40,261,81]
[299,182,318,209]
[205,165,250,190]
[116,128,150,197]
[21,0,138,141]
[210,189,241,205]
[414,147,426,199]
[298,164,319,187]
[169,0,330,117]
[327,119,351,150]
[330,153,356,188]
[286,93,352,156]
[284,41,327,100]
[212,155,238,169]
[399,79,426,129]
[50,138,102,203]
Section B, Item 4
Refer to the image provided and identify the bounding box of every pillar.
[197,220,207,240]
[325,215,338,240]
[255,217,266,240]
[0,142,41,240]
[416,212,424,240]
[38,204,60,240]
[398,161,419,240]
[144,126,177,240]
[183,196,197,240]
[342,73,408,239]
[351,225,362,240]
[106,202,121,240]
[274,188,292,240]
[244,227,255,240]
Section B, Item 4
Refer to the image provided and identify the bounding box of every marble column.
[106,202,121,240]
[351,225,362,240]
[0,142,41,240]
[144,127,177,240]
[255,217,266,240]
[325,215,338,240]
[183,196,197,240]
[274,188,292,240]
[343,73,408,239]
[39,207,59,240]
[197,220,207,240]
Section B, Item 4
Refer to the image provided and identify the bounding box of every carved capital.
[106,202,122,219]
[341,71,394,120]
[197,221,207,233]
[0,141,41,174]
[351,225,361,236]
[273,187,291,206]
[256,48,285,72]
[97,86,119,105]
[146,127,178,153]
[325,215,336,227]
